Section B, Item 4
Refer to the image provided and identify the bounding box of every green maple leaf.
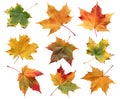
[5,4,31,28]
[46,37,77,66]
[87,38,112,63]
[58,81,79,95]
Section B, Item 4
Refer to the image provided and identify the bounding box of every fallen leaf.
[86,38,112,63]
[50,66,79,95]
[82,66,114,94]
[46,37,77,65]
[79,2,112,36]
[18,65,43,95]
[5,4,31,28]
[6,35,38,60]
[37,4,72,35]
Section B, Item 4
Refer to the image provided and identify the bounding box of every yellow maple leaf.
[79,2,112,36]
[82,66,114,94]
[37,4,72,35]
[6,35,38,60]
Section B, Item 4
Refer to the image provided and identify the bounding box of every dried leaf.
[6,35,38,60]
[82,67,114,94]
[46,37,77,65]
[5,4,31,28]
[18,65,43,95]
[37,4,72,35]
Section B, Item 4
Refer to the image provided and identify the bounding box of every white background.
[0,0,120,99]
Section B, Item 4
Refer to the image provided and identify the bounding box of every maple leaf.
[5,4,31,28]
[82,66,114,94]
[46,37,77,66]
[86,38,112,63]
[37,4,75,35]
[6,35,38,60]
[18,65,43,95]
[50,66,79,95]
[79,2,112,36]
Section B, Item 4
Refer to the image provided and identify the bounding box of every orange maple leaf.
[82,66,114,94]
[18,65,43,95]
[79,2,112,37]
[37,4,75,36]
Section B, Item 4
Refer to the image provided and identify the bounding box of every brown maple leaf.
[37,4,75,36]
[79,2,112,37]
[46,37,77,66]
[82,66,114,94]
[18,65,43,95]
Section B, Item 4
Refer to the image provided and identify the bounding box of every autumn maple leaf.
[50,66,79,95]
[6,35,38,61]
[82,66,114,94]
[86,38,112,63]
[5,4,31,28]
[46,37,77,66]
[79,2,112,36]
[37,4,75,36]
[17,65,43,95]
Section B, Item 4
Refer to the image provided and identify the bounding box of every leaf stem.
[94,29,97,37]
[104,65,114,75]
[66,36,71,42]
[7,65,21,73]
[50,87,58,96]
[62,25,76,36]
[14,56,19,64]
[25,3,38,11]
[83,57,95,64]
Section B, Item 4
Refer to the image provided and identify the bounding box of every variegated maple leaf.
[46,37,77,66]
[18,65,43,95]
[50,66,79,95]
